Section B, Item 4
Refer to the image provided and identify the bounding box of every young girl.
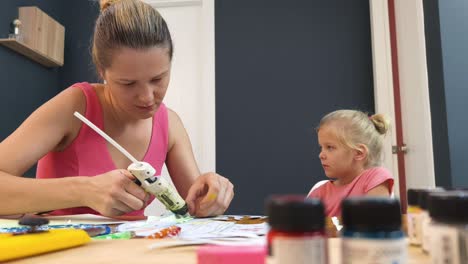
[308,109,394,217]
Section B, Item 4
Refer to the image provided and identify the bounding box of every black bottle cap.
[18,215,49,233]
[18,215,49,226]
[266,195,324,232]
[443,187,468,191]
[407,189,425,206]
[419,188,445,210]
[428,191,468,222]
[341,197,401,232]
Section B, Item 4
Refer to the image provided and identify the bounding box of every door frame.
[369,0,436,211]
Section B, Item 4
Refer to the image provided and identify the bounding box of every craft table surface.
[7,237,429,263]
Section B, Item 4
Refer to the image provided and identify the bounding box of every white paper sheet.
[117,214,269,241]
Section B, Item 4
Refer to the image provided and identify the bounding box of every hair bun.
[100,0,119,12]
[370,114,390,135]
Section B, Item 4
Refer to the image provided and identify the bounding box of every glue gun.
[73,112,189,216]
[127,162,188,215]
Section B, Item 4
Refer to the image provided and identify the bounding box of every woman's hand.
[185,172,234,217]
[82,169,149,217]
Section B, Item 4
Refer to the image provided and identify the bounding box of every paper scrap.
[117,214,269,243]
[148,237,266,250]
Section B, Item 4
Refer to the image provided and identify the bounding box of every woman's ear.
[354,144,368,162]
[98,69,106,82]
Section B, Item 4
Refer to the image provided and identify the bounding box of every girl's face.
[102,46,171,119]
[317,125,361,179]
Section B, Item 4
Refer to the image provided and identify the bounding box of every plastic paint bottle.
[419,188,444,254]
[407,189,424,246]
[341,197,406,264]
[266,195,327,264]
[428,191,468,264]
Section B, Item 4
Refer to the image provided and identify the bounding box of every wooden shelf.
[0,38,62,67]
[0,6,65,67]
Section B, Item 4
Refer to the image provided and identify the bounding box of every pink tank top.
[308,167,394,217]
[36,82,168,216]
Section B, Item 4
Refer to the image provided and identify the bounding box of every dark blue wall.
[0,1,99,177]
[59,1,99,88]
[425,0,468,187]
[423,0,452,187]
[216,0,374,214]
[0,0,64,141]
[439,0,468,187]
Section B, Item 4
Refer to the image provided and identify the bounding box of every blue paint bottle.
[341,197,406,264]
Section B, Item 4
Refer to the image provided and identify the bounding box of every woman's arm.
[165,109,234,217]
[165,109,200,198]
[0,87,146,216]
[0,87,85,214]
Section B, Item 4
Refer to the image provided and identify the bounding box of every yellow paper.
[0,229,90,261]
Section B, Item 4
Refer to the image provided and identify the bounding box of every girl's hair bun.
[100,0,120,12]
[370,114,390,135]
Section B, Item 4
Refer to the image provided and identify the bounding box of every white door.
[392,0,435,190]
[143,0,215,216]
[370,0,435,202]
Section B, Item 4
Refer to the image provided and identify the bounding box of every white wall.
[150,0,215,174]
[143,0,215,215]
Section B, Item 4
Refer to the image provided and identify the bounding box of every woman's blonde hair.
[318,109,391,167]
[92,0,173,75]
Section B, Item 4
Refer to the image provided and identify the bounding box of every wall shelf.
[0,6,64,67]
[0,38,62,67]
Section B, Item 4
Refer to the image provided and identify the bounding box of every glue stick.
[266,195,327,264]
[341,197,406,264]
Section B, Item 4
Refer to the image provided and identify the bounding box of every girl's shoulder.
[359,167,394,193]
[308,180,333,197]
[361,166,392,179]
[308,180,330,196]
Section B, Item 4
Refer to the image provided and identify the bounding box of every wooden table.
[8,238,430,263]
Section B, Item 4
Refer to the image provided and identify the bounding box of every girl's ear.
[354,144,368,161]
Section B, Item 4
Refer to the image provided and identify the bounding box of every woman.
[0,0,234,218]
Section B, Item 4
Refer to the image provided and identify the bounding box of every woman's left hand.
[185,172,234,217]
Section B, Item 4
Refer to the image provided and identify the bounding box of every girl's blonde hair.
[93,0,173,75]
[318,109,390,167]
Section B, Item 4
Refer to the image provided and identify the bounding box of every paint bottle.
[341,197,406,264]
[428,191,468,264]
[407,188,424,246]
[266,195,327,264]
[419,188,444,254]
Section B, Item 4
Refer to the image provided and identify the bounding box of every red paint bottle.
[266,195,327,264]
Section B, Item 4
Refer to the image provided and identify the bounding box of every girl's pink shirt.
[36,82,169,216]
[308,167,394,217]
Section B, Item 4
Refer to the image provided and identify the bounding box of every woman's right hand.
[82,169,148,217]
